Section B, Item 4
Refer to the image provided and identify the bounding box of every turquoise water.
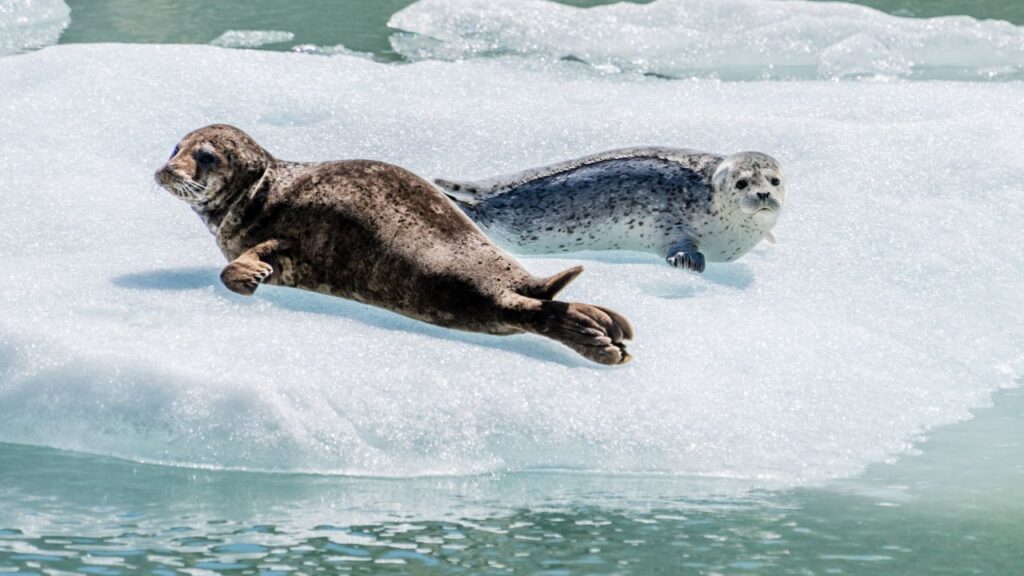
[58,0,1024,58]
[2,388,1021,573]
[4,0,1024,574]
[57,0,637,58]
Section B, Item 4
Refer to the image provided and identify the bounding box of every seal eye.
[735,179,748,190]
[770,177,781,186]
[169,145,179,159]
[195,151,218,167]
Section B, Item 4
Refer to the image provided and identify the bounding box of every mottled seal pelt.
[153,124,633,365]
[435,147,785,272]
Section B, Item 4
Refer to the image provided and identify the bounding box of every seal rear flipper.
[435,178,484,206]
[525,265,584,300]
[516,298,634,365]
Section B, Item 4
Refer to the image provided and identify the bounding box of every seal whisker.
[170,178,208,202]
[177,185,199,202]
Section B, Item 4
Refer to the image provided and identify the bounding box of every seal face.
[435,147,786,273]
[154,124,633,365]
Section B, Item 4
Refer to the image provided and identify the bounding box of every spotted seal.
[435,147,785,272]
[154,124,633,365]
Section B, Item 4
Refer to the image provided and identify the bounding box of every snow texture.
[390,0,1024,80]
[0,43,1022,484]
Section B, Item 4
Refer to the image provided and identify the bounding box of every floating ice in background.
[0,0,69,56]
[210,30,296,49]
[290,42,375,59]
[389,0,1024,80]
[0,44,1022,483]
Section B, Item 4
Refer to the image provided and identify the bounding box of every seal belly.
[471,210,647,254]
[696,230,765,262]
[691,216,767,262]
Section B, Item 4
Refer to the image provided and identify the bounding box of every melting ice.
[1,5,1023,483]
[210,30,296,49]
[0,0,69,55]
[390,0,1024,80]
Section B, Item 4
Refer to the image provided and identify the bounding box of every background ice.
[390,0,1024,80]
[0,43,1022,483]
[0,0,69,55]
[210,30,296,49]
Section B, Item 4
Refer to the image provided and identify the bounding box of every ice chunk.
[290,43,375,59]
[0,44,1021,484]
[0,0,69,56]
[389,0,1024,80]
[210,30,295,49]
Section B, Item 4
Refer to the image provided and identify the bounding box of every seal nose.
[155,165,172,185]
[757,192,771,200]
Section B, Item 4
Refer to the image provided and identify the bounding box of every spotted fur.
[436,147,786,272]
[154,125,634,365]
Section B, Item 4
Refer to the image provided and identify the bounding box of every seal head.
[155,124,271,229]
[712,151,785,224]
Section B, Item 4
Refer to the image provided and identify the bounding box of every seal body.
[436,147,785,272]
[154,125,633,365]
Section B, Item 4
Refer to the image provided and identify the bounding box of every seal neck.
[193,160,272,234]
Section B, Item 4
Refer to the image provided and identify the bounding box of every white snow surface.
[390,0,1024,80]
[1,44,1023,483]
[0,0,69,55]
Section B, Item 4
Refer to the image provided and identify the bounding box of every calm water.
[58,0,639,59]
[58,0,1024,59]
[5,0,1024,574]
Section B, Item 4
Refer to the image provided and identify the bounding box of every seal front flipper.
[220,239,290,296]
[665,238,705,273]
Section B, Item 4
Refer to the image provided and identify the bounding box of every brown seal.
[154,124,633,365]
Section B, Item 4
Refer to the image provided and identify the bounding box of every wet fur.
[154,125,632,365]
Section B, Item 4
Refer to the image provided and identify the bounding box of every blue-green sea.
[3,0,1024,574]
[55,0,1024,56]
